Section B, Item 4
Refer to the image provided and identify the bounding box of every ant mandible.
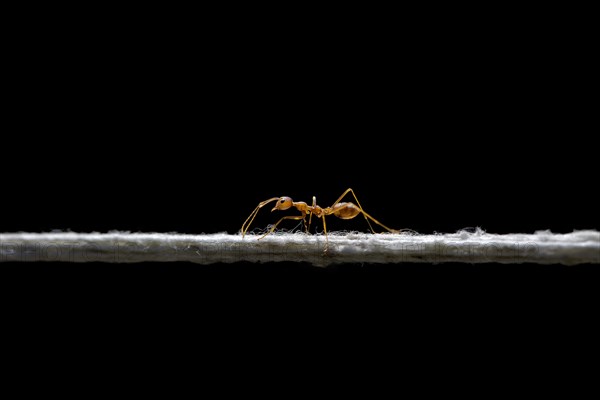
[241,188,399,246]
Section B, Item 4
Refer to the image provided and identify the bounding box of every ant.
[240,188,399,249]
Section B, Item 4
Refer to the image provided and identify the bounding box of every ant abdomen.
[332,202,361,220]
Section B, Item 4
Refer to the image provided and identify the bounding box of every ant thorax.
[310,205,325,218]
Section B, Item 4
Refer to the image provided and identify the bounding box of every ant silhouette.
[241,188,399,249]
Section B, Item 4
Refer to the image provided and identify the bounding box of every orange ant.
[241,188,399,248]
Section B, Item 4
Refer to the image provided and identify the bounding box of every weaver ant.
[240,188,399,248]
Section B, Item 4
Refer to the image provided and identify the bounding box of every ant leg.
[306,196,316,233]
[302,217,309,233]
[334,202,399,234]
[322,214,329,253]
[241,197,280,237]
[259,215,306,240]
[330,188,376,233]
[331,188,398,234]
[300,211,309,233]
[296,211,308,232]
[359,209,399,233]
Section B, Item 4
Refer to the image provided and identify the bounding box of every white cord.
[1,230,598,267]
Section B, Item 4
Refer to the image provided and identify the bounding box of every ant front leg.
[241,197,280,237]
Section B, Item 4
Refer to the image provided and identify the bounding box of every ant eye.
[280,199,285,203]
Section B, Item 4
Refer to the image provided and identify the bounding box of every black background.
[4,15,595,249]
[1,7,598,358]
[4,18,595,237]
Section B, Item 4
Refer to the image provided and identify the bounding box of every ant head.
[272,196,293,211]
